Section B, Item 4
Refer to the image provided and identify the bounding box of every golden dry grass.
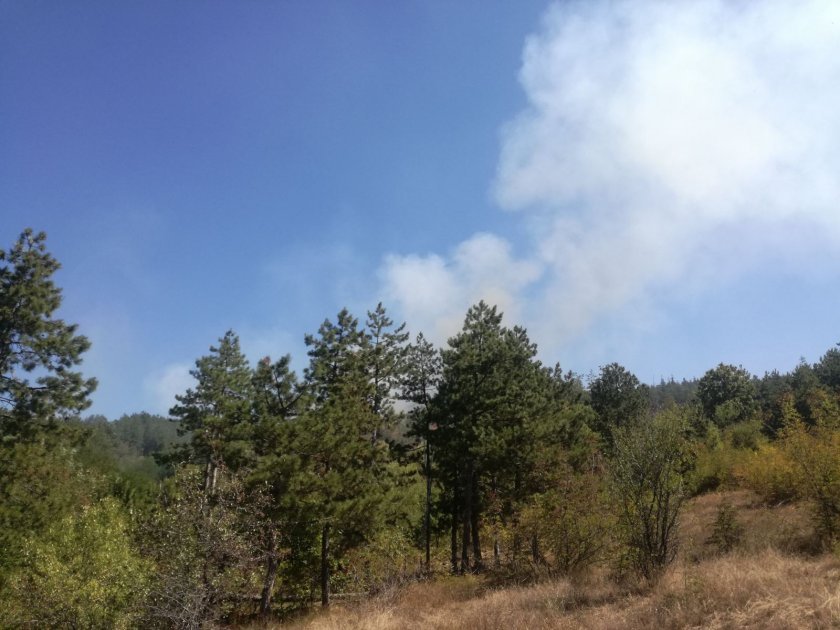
[678,489,817,561]
[273,492,839,630]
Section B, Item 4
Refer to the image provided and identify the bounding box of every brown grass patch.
[679,490,817,561]
[280,551,840,629]
[273,493,836,629]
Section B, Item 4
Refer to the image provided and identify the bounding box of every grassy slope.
[276,491,840,629]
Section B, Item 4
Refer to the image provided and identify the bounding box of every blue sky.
[3,1,840,418]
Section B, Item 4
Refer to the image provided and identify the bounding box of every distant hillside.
[79,412,189,481]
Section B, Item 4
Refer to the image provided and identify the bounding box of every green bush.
[521,469,615,576]
[735,444,799,504]
[611,408,691,582]
[0,497,150,629]
[706,502,744,554]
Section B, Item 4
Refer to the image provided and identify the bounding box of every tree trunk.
[259,528,278,616]
[320,523,330,608]
[471,473,482,570]
[460,467,472,573]
[531,533,541,565]
[203,460,218,496]
[425,438,432,572]
[450,494,459,574]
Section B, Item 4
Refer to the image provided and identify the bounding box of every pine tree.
[0,229,100,591]
[431,302,550,572]
[170,330,255,490]
[249,353,302,616]
[0,229,97,441]
[402,332,442,571]
[301,309,388,606]
[363,302,409,440]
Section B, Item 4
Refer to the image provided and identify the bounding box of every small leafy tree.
[520,462,614,576]
[783,418,840,547]
[140,466,265,628]
[611,408,690,581]
[0,497,150,629]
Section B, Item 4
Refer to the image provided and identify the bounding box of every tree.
[363,302,409,439]
[249,353,302,616]
[430,302,549,572]
[696,363,757,428]
[0,230,101,599]
[589,363,649,445]
[170,330,255,491]
[301,309,388,606]
[140,466,265,628]
[611,408,690,581]
[0,228,96,440]
[402,332,442,571]
[815,344,840,393]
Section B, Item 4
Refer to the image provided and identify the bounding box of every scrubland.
[276,491,840,630]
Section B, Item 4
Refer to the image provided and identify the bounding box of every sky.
[2,0,840,418]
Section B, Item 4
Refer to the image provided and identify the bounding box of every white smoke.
[383,0,840,349]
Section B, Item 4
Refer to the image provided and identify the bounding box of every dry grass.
[271,492,839,629]
[679,490,818,561]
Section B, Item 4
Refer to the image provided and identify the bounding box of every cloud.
[382,0,840,351]
[143,362,194,415]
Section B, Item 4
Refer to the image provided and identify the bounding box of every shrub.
[0,497,150,629]
[735,444,799,504]
[611,408,690,582]
[706,501,744,554]
[784,422,840,546]
[519,467,615,577]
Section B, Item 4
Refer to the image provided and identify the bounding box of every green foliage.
[0,229,96,440]
[650,377,700,410]
[611,408,690,581]
[783,421,840,546]
[589,362,649,445]
[736,443,799,504]
[520,464,615,576]
[139,466,266,627]
[430,302,554,572]
[364,302,409,429]
[696,363,757,428]
[300,308,402,602]
[815,345,840,393]
[0,497,150,629]
[0,442,106,580]
[170,330,255,473]
[341,526,421,594]
[706,501,743,554]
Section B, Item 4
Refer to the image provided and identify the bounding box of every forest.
[3,228,840,629]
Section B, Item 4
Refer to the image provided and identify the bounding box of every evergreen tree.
[589,362,649,445]
[402,332,442,570]
[0,229,101,596]
[249,353,303,615]
[170,330,255,490]
[301,309,389,606]
[431,302,549,572]
[0,229,96,440]
[363,302,409,438]
[696,363,757,428]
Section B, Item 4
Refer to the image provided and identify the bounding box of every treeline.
[2,228,840,628]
